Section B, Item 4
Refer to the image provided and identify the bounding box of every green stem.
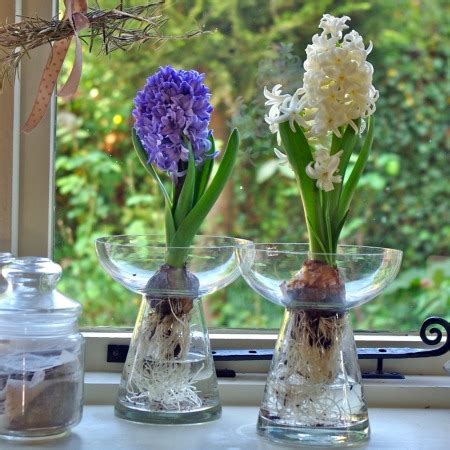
[166,131,240,267]
[165,247,189,268]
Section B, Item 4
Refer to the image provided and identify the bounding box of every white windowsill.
[1,369,449,449]
[1,405,448,450]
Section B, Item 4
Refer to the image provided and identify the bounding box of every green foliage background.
[55,0,449,330]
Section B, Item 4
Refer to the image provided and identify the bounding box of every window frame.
[0,0,56,257]
[82,329,449,376]
[1,0,448,378]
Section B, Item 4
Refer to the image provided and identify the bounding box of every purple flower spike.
[133,66,215,180]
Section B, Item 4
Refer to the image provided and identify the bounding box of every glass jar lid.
[0,257,81,334]
[0,252,14,265]
[0,252,14,294]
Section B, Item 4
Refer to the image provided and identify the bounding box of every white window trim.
[1,1,448,380]
[0,0,56,257]
[82,330,450,377]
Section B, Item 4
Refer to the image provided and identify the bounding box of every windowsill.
[1,374,448,449]
[2,405,448,450]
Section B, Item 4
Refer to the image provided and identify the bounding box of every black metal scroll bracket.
[106,317,450,380]
[359,316,450,379]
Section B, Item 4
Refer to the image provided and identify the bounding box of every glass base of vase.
[257,414,370,447]
[0,428,71,442]
[115,401,222,425]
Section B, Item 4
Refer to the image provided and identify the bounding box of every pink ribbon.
[23,0,89,133]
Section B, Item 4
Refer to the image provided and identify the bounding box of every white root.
[262,310,359,426]
[123,301,204,411]
[287,310,344,383]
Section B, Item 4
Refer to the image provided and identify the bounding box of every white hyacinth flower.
[264,85,306,145]
[263,14,378,141]
[264,84,289,115]
[273,147,289,165]
[306,149,343,192]
[264,84,287,145]
[319,14,351,39]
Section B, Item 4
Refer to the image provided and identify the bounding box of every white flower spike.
[263,14,378,140]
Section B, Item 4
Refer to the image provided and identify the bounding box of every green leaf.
[165,206,176,246]
[306,216,329,256]
[132,129,175,245]
[323,193,334,254]
[132,129,172,209]
[169,129,239,249]
[174,145,196,228]
[279,122,323,253]
[330,128,343,154]
[328,123,360,232]
[333,210,349,247]
[333,120,360,180]
[338,122,360,180]
[193,134,215,205]
[337,116,375,225]
[279,122,315,194]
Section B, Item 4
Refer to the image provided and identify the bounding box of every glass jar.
[0,253,14,294]
[0,257,85,441]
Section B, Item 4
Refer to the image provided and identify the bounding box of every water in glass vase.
[259,375,369,446]
[257,310,369,447]
[116,350,220,424]
[113,294,222,424]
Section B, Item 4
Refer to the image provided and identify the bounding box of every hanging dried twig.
[0,2,202,90]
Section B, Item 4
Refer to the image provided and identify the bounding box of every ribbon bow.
[23,0,89,133]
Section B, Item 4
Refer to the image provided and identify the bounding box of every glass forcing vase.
[116,295,218,424]
[0,253,14,294]
[238,244,402,447]
[260,309,367,445]
[96,235,252,425]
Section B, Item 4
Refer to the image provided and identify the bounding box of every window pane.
[55,0,449,330]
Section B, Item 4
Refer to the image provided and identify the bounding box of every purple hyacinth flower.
[132,66,216,180]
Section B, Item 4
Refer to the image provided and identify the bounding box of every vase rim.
[249,243,402,257]
[95,234,253,250]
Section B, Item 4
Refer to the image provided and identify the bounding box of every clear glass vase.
[116,296,218,424]
[0,253,14,294]
[238,244,402,447]
[96,235,252,424]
